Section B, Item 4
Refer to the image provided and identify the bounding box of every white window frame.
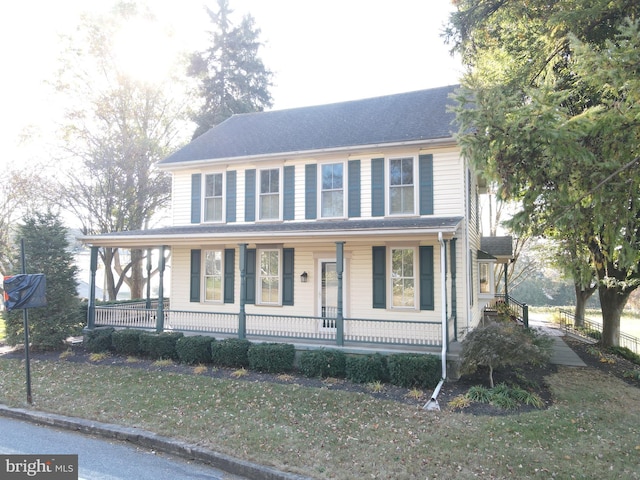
[257,167,282,221]
[389,246,418,309]
[203,249,224,303]
[203,172,225,223]
[479,260,496,298]
[319,161,346,218]
[257,248,281,305]
[387,156,417,216]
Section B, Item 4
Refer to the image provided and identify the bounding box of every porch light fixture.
[300,271,308,283]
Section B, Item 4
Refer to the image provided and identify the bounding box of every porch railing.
[558,309,640,355]
[94,306,443,348]
[484,294,529,327]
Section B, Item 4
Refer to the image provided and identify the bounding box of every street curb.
[0,404,311,480]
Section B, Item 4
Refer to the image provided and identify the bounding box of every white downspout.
[424,231,448,411]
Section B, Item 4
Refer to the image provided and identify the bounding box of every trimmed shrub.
[346,354,389,384]
[299,349,346,378]
[248,343,295,373]
[211,338,252,367]
[387,353,441,389]
[176,335,214,365]
[139,331,183,360]
[84,328,114,353]
[111,329,144,356]
[610,346,640,365]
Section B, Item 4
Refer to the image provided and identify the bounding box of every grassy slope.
[1,358,638,479]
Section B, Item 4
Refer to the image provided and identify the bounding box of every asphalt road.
[0,417,244,479]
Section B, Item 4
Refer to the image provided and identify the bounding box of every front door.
[320,261,337,329]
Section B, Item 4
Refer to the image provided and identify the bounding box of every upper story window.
[258,249,280,305]
[204,173,224,222]
[259,168,280,220]
[390,247,416,308]
[389,157,415,215]
[321,163,344,218]
[204,250,223,302]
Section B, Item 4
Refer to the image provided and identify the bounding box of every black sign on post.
[2,239,47,404]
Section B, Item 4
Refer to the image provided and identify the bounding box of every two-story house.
[82,84,496,376]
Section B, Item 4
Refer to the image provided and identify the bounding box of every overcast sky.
[1,0,461,170]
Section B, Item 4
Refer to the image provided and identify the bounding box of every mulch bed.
[2,335,639,416]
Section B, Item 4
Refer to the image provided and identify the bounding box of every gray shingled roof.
[81,217,463,246]
[160,85,459,165]
[480,236,514,258]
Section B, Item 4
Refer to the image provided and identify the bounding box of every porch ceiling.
[79,216,463,248]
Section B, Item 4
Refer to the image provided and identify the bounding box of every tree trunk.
[598,285,630,347]
[574,283,596,328]
[128,249,144,299]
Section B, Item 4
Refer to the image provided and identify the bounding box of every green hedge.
[84,328,114,353]
[299,349,346,378]
[346,353,389,384]
[139,332,184,360]
[211,338,252,367]
[111,329,145,356]
[248,343,295,373]
[176,335,214,365]
[387,353,440,389]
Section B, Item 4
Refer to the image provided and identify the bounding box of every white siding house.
[81,85,502,378]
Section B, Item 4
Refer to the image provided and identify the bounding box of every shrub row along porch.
[91,301,445,350]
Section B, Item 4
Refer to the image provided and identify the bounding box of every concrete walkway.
[529,317,587,367]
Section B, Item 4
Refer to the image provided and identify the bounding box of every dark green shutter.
[469,249,474,306]
[348,160,361,217]
[191,174,201,224]
[420,246,435,310]
[282,248,294,306]
[190,249,201,302]
[372,246,386,309]
[245,248,256,304]
[419,154,434,215]
[224,248,235,304]
[283,166,295,220]
[305,164,317,219]
[226,170,236,223]
[245,169,256,222]
[371,158,385,217]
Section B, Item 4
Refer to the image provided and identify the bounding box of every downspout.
[424,232,448,411]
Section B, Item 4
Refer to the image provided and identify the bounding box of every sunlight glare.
[112,18,177,84]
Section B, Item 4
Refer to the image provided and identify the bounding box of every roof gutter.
[424,231,448,411]
[158,136,457,171]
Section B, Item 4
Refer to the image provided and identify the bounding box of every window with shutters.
[258,249,280,305]
[388,157,415,215]
[204,173,224,222]
[320,162,344,218]
[204,250,223,302]
[259,168,281,220]
[390,247,416,308]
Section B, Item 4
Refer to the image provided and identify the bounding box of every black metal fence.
[558,309,640,354]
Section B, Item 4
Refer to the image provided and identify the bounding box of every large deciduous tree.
[448,1,640,346]
[188,0,273,139]
[53,1,191,300]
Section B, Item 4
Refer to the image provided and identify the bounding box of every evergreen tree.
[188,0,273,139]
[3,211,83,350]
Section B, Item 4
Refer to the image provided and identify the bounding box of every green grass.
[1,358,639,479]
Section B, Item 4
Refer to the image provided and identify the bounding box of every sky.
[1,0,462,171]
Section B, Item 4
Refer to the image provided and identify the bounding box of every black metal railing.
[484,294,529,328]
[558,309,640,354]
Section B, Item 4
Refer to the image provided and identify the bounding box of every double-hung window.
[204,173,223,222]
[258,249,280,304]
[259,168,280,220]
[204,250,223,302]
[320,163,344,218]
[390,247,416,308]
[389,157,415,215]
